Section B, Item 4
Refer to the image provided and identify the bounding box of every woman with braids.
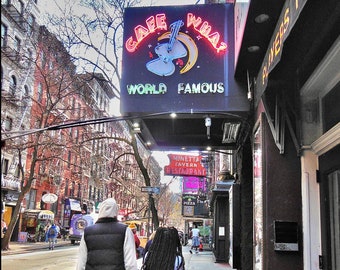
[142,227,185,270]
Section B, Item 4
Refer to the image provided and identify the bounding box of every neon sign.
[261,8,290,86]
[125,14,167,53]
[186,13,227,53]
[120,4,245,115]
[125,12,227,54]
[164,154,207,176]
[126,81,224,95]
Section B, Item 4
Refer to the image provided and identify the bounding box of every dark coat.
[84,217,127,270]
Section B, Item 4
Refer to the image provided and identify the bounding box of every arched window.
[24,85,29,96]
[10,75,17,95]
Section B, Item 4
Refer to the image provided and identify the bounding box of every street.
[1,245,79,270]
[1,242,231,270]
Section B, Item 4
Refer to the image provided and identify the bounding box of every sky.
[39,0,202,193]
[40,0,200,16]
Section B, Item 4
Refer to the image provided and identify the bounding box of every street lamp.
[147,192,152,238]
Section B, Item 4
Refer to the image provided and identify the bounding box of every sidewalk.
[1,239,72,256]
[182,245,232,270]
[2,241,233,270]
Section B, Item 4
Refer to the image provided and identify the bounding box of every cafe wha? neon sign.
[125,12,228,54]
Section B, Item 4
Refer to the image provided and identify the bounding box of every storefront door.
[319,145,340,270]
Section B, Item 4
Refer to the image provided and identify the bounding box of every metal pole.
[147,193,151,238]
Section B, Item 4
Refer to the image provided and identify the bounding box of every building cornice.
[311,123,340,156]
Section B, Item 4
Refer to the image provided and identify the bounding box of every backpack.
[49,226,57,237]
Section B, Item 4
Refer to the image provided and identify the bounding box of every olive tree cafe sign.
[164,154,207,177]
[120,4,244,114]
[256,0,307,102]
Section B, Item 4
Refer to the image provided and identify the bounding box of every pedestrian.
[198,239,203,252]
[190,224,200,254]
[47,222,59,250]
[37,223,44,242]
[76,198,137,270]
[142,226,185,270]
[128,223,141,258]
[44,221,51,242]
[1,218,7,240]
[143,230,156,260]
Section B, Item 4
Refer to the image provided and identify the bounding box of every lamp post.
[147,192,152,238]
[141,186,160,238]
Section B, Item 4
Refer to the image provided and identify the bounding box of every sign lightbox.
[121,4,246,114]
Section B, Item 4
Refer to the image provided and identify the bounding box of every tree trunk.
[2,146,38,251]
[130,133,160,229]
[1,192,25,250]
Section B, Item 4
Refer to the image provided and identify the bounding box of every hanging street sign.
[141,186,160,194]
[42,193,58,204]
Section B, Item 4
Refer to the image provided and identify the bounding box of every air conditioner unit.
[222,122,241,143]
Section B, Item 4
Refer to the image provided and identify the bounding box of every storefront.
[249,0,339,269]
[1,178,21,241]
[22,209,55,241]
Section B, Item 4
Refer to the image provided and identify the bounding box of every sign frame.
[141,186,160,194]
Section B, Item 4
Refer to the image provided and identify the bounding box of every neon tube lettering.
[125,14,167,53]
[187,13,227,53]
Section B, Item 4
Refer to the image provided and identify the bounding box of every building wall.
[238,138,253,270]
[261,112,302,270]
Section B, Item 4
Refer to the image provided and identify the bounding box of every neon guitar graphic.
[146,20,187,76]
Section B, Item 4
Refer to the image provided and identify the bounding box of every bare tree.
[45,0,141,99]
[44,0,162,229]
[1,26,91,250]
[80,127,161,229]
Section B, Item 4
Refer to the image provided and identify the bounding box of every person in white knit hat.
[76,198,137,270]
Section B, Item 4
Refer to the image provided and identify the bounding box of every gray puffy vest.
[84,218,127,270]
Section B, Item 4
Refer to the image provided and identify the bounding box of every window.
[14,36,21,53]
[40,50,46,68]
[1,158,9,175]
[77,102,81,117]
[40,160,46,174]
[24,85,29,96]
[10,75,17,95]
[26,14,35,36]
[4,117,13,131]
[67,151,71,168]
[1,23,8,47]
[12,0,23,14]
[89,185,92,200]
[24,49,33,68]
[75,129,79,144]
[65,179,69,197]
[19,1,24,15]
[25,189,37,210]
[70,181,75,197]
[97,189,101,202]
[37,83,43,102]
[14,164,21,178]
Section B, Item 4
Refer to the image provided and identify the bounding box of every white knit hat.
[98,198,119,219]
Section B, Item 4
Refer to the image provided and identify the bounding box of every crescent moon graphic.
[158,32,198,74]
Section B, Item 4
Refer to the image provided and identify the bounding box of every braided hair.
[142,227,185,270]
